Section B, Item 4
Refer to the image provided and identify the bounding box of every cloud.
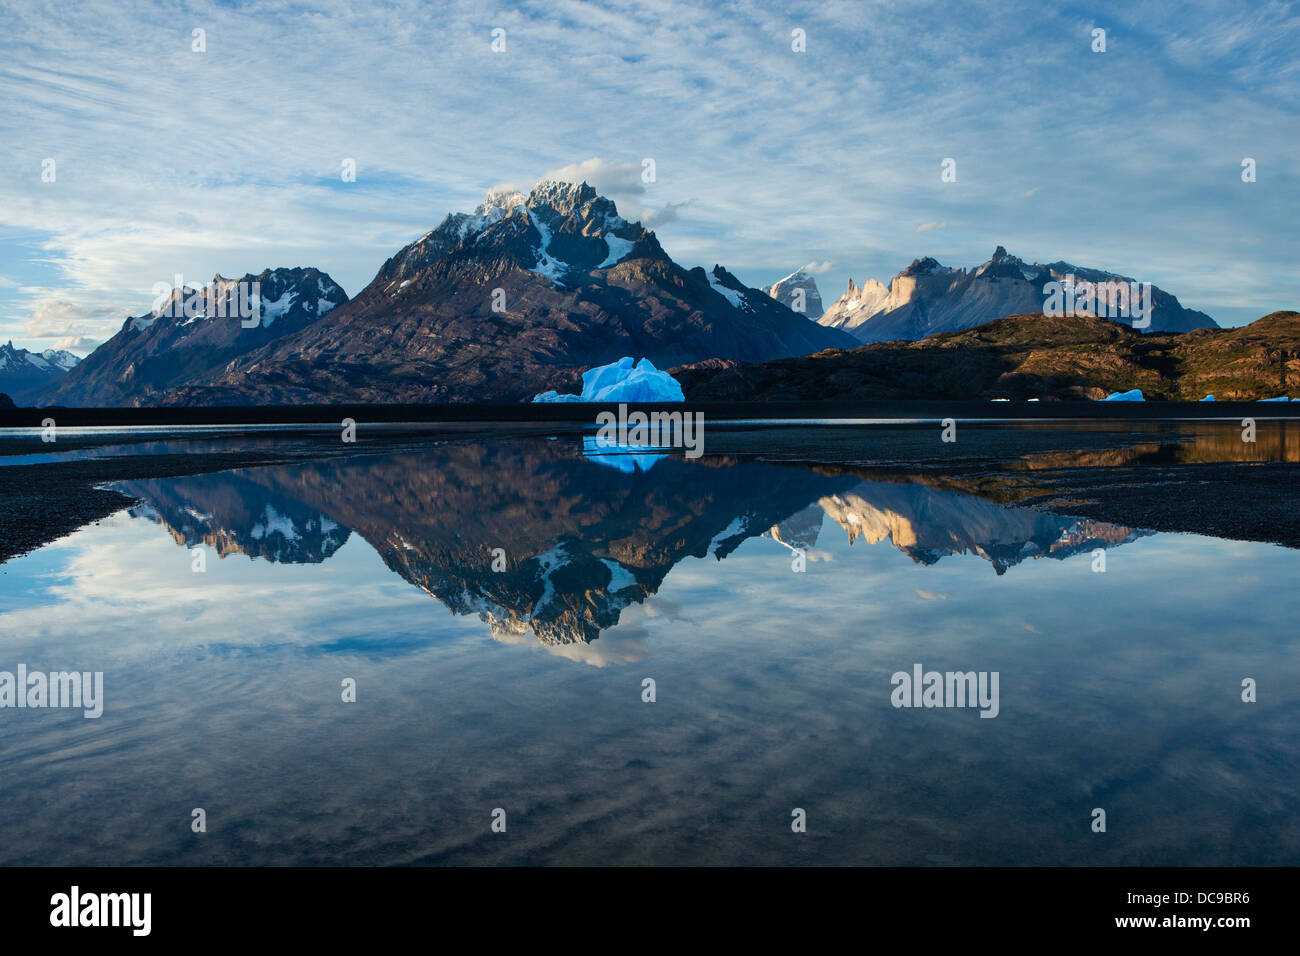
[23,297,122,341]
[0,0,1297,348]
[52,335,104,354]
[801,261,834,274]
[538,158,646,198]
[640,199,691,229]
[915,222,947,234]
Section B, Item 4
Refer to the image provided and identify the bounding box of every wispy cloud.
[0,0,1296,349]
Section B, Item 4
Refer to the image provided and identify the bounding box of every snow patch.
[529,543,570,615]
[258,290,298,327]
[708,271,744,308]
[601,559,638,592]
[250,504,300,542]
[598,235,634,268]
[525,210,568,286]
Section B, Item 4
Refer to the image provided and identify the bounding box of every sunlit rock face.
[819,246,1216,342]
[762,268,824,319]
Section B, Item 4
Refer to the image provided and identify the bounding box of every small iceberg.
[1259,396,1291,402]
[1199,395,1215,401]
[533,357,685,403]
[582,435,668,473]
[1102,389,1145,402]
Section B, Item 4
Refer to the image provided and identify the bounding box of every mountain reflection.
[112,440,1143,645]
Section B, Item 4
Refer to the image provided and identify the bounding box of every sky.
[1,0,1297,354]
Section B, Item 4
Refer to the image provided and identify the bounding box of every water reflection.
[2,433,1298,866]
[1015,419,1300,467]
[113,440,1143,646]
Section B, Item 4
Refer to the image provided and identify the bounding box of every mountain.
[38,268,348,407]
[819,246,1217,342]
[116,443,858,645]
[111,442,1143,646]
[676,310,1300,402]
[809,480,1146,575]
[762,268,824,318]
[130,181,855,406]
[0,342,80,404]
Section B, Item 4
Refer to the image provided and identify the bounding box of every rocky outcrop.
[678,311,1300,402]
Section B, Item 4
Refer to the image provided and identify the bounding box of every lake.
[0,424,1296,864]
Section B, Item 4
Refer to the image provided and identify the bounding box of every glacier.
[533,357,686,403]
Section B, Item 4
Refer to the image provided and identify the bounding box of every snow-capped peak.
[0,339,81,390]
[41,348,80,370]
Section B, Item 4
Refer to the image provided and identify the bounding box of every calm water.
[0,430,1297,865]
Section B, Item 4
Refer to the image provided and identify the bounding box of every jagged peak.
[975,245,1035,279]
[474,187,528,218]
[527,179,599,206]
[900,256,950,277]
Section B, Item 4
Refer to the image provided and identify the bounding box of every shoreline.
[4,399,1300,429]
[4,420,1300,566]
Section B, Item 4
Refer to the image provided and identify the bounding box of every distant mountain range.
[0,341,80,403]
[35,182,854,407]
[41,268,348,407]
[677,310,1300,402]
[819,246,1218,341]
[12,184,1281,408]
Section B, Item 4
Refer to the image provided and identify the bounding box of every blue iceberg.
[1199,394,1216,401]
[1259,396,1291,402]
[533,357,686,404]
[1102,389,1145,402]
[582,435,668,473]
